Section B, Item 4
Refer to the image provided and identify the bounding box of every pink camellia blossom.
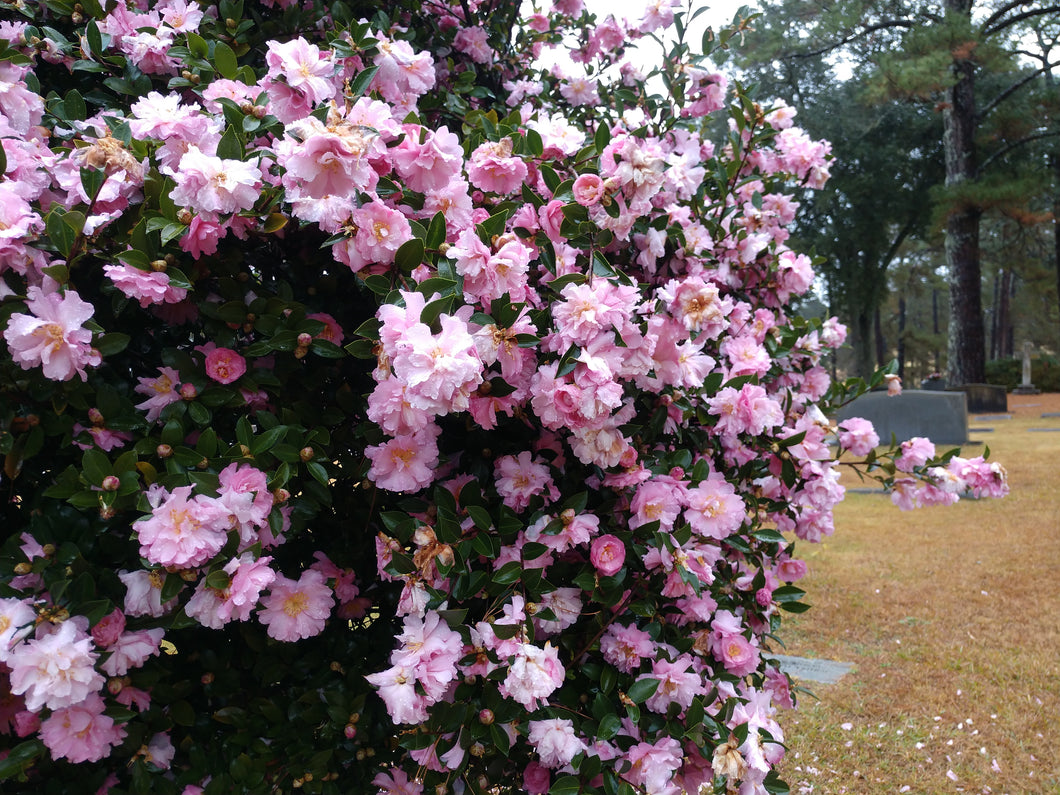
[707,384,784,438]
[258,569,334,641]
[119,569,175,618]
[103,263,187,307]
[495,451,559,512]
[0,598,36,662]
[40,693,126,764]
[884,373,902,396]
[528,718,586,768]
[684,473,746,540]
[134,366,183,422]
[391,126,463,193]
[334,199,412,274]
[523,761,551,795]
[0,62,45,134]
[896,436,935,472]
[307,312,344,345]
[133,486,232,568]
[837,417,879,456]
[623,736,683,795]
[499,641,564,711]
[371,37,436,108]
[90,609,126,648]
[204,347,247,384]
[452,26,493,63]
[100,627,165,676]
[366,425,441,493]
[264,37,336,107]
[7,620,104,711]
[168,146,261,215]
[589,534,625,577]
[572,173,604,206]
[373,768,425,795]
[466,138,527,195]
[714,632,760,677]
[600,623,656,675]
[642,655,702,714]
[391,314,484,415]
[4,286,101,381]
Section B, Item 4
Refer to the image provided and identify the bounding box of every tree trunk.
[998,267,1012,359]
[897,294,906,379]
[874,306,887,368]
[853,309,874,380]
[943,0,985,386]
[1053,152,1060,351]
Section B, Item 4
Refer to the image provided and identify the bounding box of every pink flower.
[90,609,126,648]
[334,199,412,274]
[40,693,125,764]
[0,598,36,662]
[642,655,702,714]
[118,569,175,617]
[307,312,344,345]
[714,632,759,677]
[391,314,483,415]
[7,621,104,711]
[495,451,559,512]
[623,737,683,795]
[589,534,625,576]
[134,366,183,422]
[134,486,231,568]
[896,436,934,471]
[264,37,335,106]
[204,347,247,384]
[392,126,462,193]
[4,286,101,381]
[499,641,564,710]
[169,147,261,215]
[366,425,441,493]
[453,26,493,63]
[528,718,586,768]
[258,570,334,641]
[466,138,527,195]
[523,761,551,795]
[103,263,187,307]
[572,173,604,206]
[684,473,746,540]
[373,768,424,795]
[100,628,164,676]
[884,373,902,396]
[837,417,879,456]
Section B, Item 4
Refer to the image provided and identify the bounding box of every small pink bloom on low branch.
[204,347,246,384]
[837,417,879,456]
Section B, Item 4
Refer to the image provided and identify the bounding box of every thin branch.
[979,60,1060,121]
[980,130,1060,173]
[785,19,916,60]
[983,5,1060,37]
[979,0,1037,36]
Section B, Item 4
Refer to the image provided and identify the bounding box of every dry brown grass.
[773,393,1060,795]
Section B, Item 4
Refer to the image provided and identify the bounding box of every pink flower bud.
[101,475,120,492]
[180,383,198,400]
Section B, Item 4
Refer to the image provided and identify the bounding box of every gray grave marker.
[772,655,854,684]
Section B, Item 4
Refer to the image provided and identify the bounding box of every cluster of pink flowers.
[0,2,1009,793]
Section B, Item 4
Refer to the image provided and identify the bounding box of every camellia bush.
[0,1,1008,794]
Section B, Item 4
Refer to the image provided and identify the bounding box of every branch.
[979,0,1038,36]
[979,59,1060,122]
[983,5,1060,37]
[785,19,916,60]
[980,130,1060,173]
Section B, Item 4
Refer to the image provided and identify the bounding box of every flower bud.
[180,383,198,400]
[201,672,214,685]
[42,543,56,557]
[344,724,356,740]
[478,709,494,725]
[299,447,314,462]
[107,677,124,695]
[297,333,313,347]
[87,408,105,425]
[156,444,173,458]
[13,562,31,575]
[101,475,120,492]
[150,259,167,272]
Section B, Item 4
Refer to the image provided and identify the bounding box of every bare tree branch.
[980,130,1060,173]
[785,18,916,60]
[979,0,1038,36]
[979,60,1060,122]
[982,5,1060,38]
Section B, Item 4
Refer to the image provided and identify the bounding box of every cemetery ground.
[774,393,1060,795]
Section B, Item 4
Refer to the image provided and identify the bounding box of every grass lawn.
[772,392,1060,795]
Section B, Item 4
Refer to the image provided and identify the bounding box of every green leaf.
[81,448,111,486]
[626,677,660,704]
[251,426,288,455]
[216,124,244,161]
[394,238,425,272]
[597,712,620,740]
[594,122,611,153]
[213,41,238,79]
[492,561,524,585]
[0,740,44,781]
[425,211,447,249]
[95,332,130,356]
[348,64,379,98]
[549,775,581,795]
[306,461,329,485]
